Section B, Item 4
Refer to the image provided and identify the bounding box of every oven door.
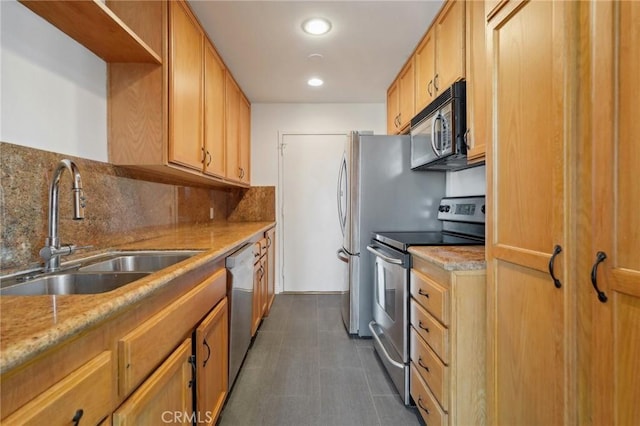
[366,242,409,362]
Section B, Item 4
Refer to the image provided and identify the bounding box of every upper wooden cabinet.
[18,0,161,63]
[415,0,466,112]
[203,40,227,178]
[107,0,249,188]
[387,60,415,134]
[239,93,252,185]
[464,0,487,161]
[169,0,204,172]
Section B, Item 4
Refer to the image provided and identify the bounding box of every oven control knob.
[481,205,486,214]
[444,205,451,212]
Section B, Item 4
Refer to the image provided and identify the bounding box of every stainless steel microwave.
[410,80,470,171]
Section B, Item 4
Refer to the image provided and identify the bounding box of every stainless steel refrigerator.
[337,131,445,336]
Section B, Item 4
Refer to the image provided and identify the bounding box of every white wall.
[0,0,107,161]
[251,103,386,185]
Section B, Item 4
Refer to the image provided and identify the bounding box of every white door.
[280,133,347,292]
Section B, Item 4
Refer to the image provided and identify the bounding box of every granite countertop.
[408,245,486,271]
[0,221,275,374]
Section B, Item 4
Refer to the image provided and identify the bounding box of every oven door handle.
[366,245,403,265]
[368,321,405,369]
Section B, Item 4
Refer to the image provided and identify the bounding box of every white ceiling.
[188,1,444,104]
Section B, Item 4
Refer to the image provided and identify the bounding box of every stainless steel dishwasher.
[225,243,254,389]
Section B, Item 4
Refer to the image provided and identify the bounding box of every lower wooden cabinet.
[2,351,113,426]
[113,339,193,426]
[195,297,229,426]
[251,247,266,336]
[265,227,276,315]
[409,255,486,426]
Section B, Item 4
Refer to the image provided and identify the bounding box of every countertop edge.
[408,245,486,271]
[0,221,275,374]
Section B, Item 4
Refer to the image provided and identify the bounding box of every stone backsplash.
[0,142,274,272]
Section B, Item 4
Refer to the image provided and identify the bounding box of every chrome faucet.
[39,159,87,272]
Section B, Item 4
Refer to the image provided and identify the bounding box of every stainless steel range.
[367,195,485,405]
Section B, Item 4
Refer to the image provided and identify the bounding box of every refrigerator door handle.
[336,248,350,263]
[336,153,347,235]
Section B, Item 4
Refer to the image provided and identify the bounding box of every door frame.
[276,130,349,293]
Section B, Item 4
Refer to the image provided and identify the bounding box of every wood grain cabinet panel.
[113,339,193,426]
[195,298,229,425]
[410,269,450,325]
[203,39,226,178]
[386,78,400,134]
[168,0,203,171]
[411,299,449,364]
[411,363,448,426]
[265,227,276,315]
[118,268,226,397]
[2,351,113,426]
[588,1,640,424]
[411,327,449,410]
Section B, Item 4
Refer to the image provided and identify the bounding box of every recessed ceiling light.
[307,77,324,87]
[302,18,332,36]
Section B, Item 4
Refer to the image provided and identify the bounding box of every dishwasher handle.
[366,245,403,265]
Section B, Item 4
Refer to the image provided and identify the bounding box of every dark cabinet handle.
[201,147,206,163]
[72,409,84,426]
[203,339,211,367]
[434,73,439,91]
[548,245,562,288]
[590,251,608,303]
[418,357,430,372]
[418,289,430,299]
[267,236,272,248]
[417,396,430,414]
[418,320,429,333]
[206,151,212,166]
[427,80,433,96]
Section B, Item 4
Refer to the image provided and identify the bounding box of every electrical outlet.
[209,207,214,220]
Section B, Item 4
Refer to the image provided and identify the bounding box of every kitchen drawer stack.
[408,255,486,426]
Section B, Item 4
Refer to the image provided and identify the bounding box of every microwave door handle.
[366,245,403,265]
[430,114,440,156]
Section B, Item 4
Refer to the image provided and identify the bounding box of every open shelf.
[19,0,162,64]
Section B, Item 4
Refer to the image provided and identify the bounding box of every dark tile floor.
[219,294,422,426]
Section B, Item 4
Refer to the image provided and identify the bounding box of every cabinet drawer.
[410,326,449,410]
[410,269,450,325]
[410,362,448,426]
[119,268,226,397]
[3,351,113,426]
[411,299,450,363]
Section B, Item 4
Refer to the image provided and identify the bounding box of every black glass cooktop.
[373,231,484,252]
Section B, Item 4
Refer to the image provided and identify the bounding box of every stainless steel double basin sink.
[0,251,203,296]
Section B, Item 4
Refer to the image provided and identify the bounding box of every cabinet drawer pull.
[418,357,430,372]
[418,288,430,298]
[417,396,430,414]
[548,244,562,288]
[72,409,84,426]
[206,151,212,166]
[203,339,211,367]
[418,320,430,333]
[590,251,608,303]
[427,80,433,96]
[434,73,439,91]
[201,147,206,163]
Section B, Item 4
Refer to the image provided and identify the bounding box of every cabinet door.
[113,339,193,426]
[398,59,415,131]
[465,0,487,162]
[435,0,465,92]
[2,352,113,426]
[169,0,203,171]
[486,1,574,425]
[195,298,228,426]
[386,79,400,134]
[225,73,241,182]
[265,228,276,315]
[203,39,226,178]
[238,93,251,184]
[251,259,263,336]
[590,1,640,424]
[414,29,436,112]
[260,256,268,316]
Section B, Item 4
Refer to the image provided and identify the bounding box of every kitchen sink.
[78,251,202,272]
[0,250,202,296]
[0,272,150,296]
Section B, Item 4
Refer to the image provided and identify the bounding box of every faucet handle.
[39,244,93,261]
